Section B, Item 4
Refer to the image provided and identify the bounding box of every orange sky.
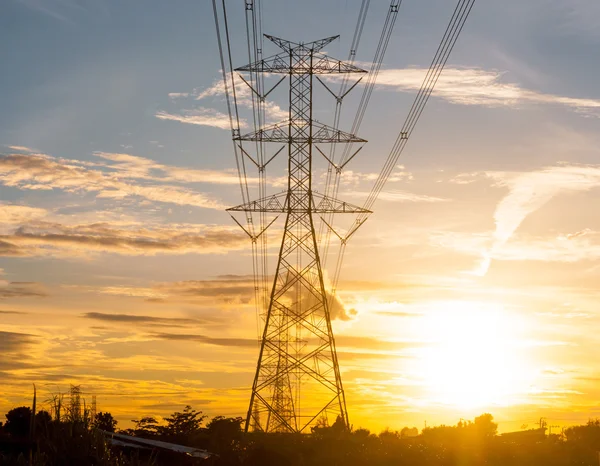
[2,0,600,434]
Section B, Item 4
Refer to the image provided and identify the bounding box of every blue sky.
[1,0,600,432]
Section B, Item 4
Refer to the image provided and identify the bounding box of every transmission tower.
[69,384,82,423]
[90,394,97,424]
[228,35,369,433]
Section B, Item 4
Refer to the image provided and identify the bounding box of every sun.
[411,300,532,409]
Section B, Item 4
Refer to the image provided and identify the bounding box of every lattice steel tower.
[228,35,369,433]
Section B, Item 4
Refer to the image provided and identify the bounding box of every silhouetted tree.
[35,409,52,436]
[131,416,160,438]
[206,415,243,441]
[473,413,498,438]
[204,416,244,462]
[311,414,347,437]
[4,406,31,438]
[353,427,371,438]
[159,405,206,443]
[564,418,600,448]
[95,411,118,432]
[400,426,418,438]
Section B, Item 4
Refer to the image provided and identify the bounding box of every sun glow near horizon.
[409,300,535,410]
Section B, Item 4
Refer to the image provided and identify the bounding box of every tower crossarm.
[236,51,366,74]
[264,34,339,53]
[227,192,371,214]
[234,120,367,144]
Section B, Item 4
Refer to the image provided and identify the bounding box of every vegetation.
[4,406,600,465]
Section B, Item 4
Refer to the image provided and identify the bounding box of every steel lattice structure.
[228,34,369,433]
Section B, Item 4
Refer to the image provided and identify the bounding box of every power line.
[213,0,262,339]
[323,0,404,305]
[362,0,475,215]
[325,0,475,306]
[321,0,402,274]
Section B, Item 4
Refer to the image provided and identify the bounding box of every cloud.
[476,164,600,274]
[0,282,47,299]
[375,311,419,318]
[0,221,248,258]
[329,291,357,321]
[343,189,448,203]
[82,312,222,327]
[336,167,413,186]
[151,332,257,347]
[332,68,600,117]
[156,74,287,130]
[157,276,256,304]
[196,76,287,122]
[6,145,36,153]
[0,331,35,352]
[158,275,358,320]
[155,108,236,130]
[0,152,226,209]
[489,230,600,264]
[78,275,358,320]
[150,332,418,352]
[567,228,593,239]
[336,335,423,352]
[94,151,256,185]
[0,204,47,226]
[14,0,70,22]
[70,275,257,303]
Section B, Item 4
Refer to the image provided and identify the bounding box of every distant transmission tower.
[69,384,82,423]
[228,35,369,433]
[90,394,97,424]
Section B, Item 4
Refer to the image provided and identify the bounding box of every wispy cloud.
[196,76,287,122]
[335,167,413,187]
[451,165,600,274]
[73,275,357,320]
[16,0,70,22]
[491,230,600,264]
[334,68,600,117]
[433,228,600,266]
[6,145,36,153]
[343,189,448,203]
[0,151,228,209]
[83,312,221,327]
[156,74,287,130]
[155,108,237,130]
[16,0,109,23]
[0,204,47,226]
[0,331,35,352]
[151,332,257,348]
[0,221,247,258]
[80,275,256,304]
[0,282,47,299]
[94,152,256,185]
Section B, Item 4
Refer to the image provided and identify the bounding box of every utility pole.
[228,34,368,433]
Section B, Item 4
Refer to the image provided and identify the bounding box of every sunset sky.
[2,0,600,433]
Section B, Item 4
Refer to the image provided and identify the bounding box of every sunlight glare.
[413,300,532,409]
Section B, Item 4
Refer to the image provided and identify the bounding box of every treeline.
[3,407,600,465]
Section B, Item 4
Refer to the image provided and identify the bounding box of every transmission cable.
[329,0,476,300]
[213,0,262,340]
[362,0,475,216]
[319,0,371,252]
[243,0,271,333]
[321,0,402,270]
